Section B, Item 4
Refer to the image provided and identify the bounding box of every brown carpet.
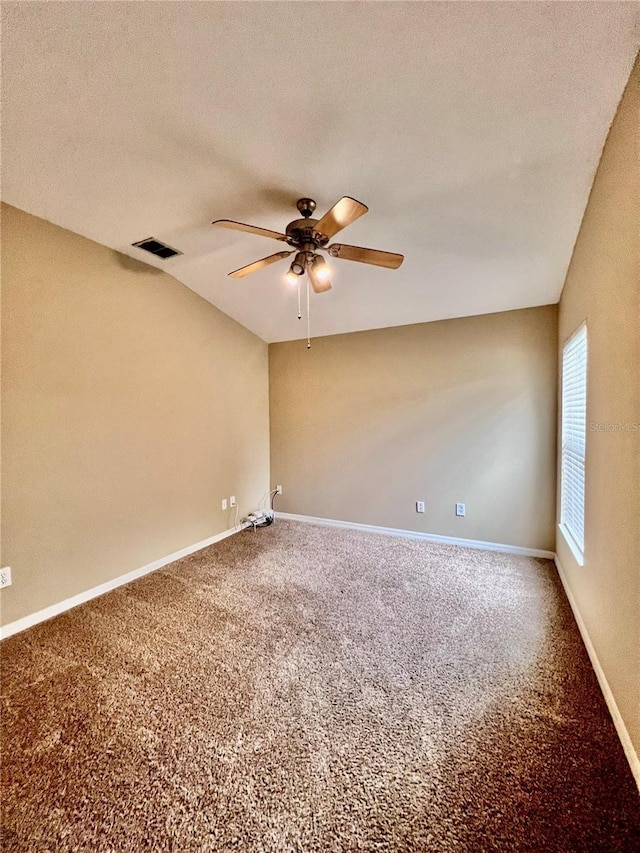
[1,520,639,851]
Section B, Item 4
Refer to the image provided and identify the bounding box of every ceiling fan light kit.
[213,196,404,347]
[285,267,301,286]
[290,252,307,276]
[311,254,331,282]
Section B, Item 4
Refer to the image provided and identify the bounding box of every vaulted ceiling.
[2,2,638,341]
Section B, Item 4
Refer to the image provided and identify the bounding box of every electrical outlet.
[0,567,12,588]
[229,496,236,508]
[456,503,466,517]
[416,501,425,513]
[276,485,283,495]
[221,499,227,511]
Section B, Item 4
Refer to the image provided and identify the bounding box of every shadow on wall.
[110,251,165,276]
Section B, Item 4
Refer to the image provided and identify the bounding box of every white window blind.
[560,325,587,559]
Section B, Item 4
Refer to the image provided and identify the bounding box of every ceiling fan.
[212,197,404,293]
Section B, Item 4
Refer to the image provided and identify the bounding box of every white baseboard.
[0,524,248,641]
[554,554,640,791]
[276,512,555,559]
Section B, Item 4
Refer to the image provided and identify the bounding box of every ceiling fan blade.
[228,251,292,279]
[313,197,368,240]
[212,219,288,242]
[327,243,404,269]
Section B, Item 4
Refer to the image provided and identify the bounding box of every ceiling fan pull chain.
[306,277,311,349]
[297,278,301,320]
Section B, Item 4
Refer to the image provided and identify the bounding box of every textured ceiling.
[2,2,638,342]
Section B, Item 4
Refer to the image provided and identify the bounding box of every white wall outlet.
[276,485,283,495]
[456,503,466,517]
[0,567,12,588]
[229,495,236,508]
[416,501,425,513]
[221,498,228,511]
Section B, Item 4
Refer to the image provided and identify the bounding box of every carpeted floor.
[1,520,639,852]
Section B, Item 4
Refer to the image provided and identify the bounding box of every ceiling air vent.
[132,238,182,259]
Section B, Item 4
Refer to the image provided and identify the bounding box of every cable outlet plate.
[230,496,236,508]
[276,485,283,495]
[0,567,12,588]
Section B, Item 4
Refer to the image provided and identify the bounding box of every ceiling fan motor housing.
[285,198,330,249]
[285,218,327,248]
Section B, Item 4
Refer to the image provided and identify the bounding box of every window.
[560,324,587,563]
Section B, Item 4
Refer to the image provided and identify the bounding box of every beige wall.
[1,205,270,627]
[556,58,640,753]
[270,305,558,551]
